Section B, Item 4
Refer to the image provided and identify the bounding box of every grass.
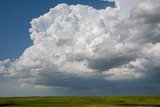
[0,96,160,107]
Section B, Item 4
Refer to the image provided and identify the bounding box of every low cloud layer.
[0,0,160,95]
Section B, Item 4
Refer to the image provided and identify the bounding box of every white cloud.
[0,59,11,75]
[104,0,160,20]
[0,0,160,94]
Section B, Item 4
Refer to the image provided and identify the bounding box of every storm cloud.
[0,0,160,95]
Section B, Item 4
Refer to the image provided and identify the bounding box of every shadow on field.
[0,103,18,106]
[0,101,19,106]
[121,104,160,107]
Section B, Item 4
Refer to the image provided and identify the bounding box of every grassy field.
[0,96,160,107]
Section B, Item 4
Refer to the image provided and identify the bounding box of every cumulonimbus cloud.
[0,0,160,94]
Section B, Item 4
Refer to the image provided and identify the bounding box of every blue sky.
[0,0,115,60]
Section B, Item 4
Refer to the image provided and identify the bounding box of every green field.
[0,96,160,107]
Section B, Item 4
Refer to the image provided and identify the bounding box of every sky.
[0,0,115,60]
[0,0,160,96]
